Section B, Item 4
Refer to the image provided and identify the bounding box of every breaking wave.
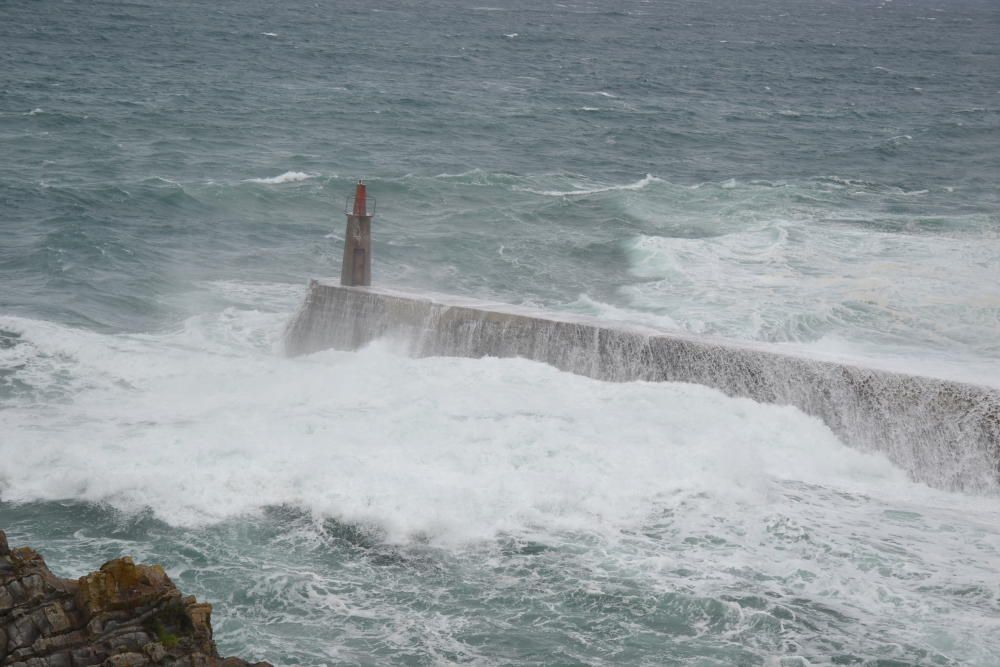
[244,171,319,184]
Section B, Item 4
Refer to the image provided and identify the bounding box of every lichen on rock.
[0,530,271,667]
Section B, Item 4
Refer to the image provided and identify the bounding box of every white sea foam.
[776,334,1000,389]
[427,167,522,185]
[619,221,1000,377]
[244,171,318,184]
[520,174,663,197]
[4,285,1000,663]
[566,294,681,331]
[0,304,933,545]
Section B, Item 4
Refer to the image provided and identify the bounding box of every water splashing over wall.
[285,282,1000,493]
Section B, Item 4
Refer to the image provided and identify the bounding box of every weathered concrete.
[339,215,371,287]
[0,531,271,667]
[284,281,1000,493]
[340,181,373,287]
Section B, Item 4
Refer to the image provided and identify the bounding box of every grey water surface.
[2,0,999,665]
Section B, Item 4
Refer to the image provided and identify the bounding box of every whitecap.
[244,171,318,184]
[519,174,663,197]
[0,312,917,543]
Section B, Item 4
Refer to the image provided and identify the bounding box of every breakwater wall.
[285,281,1000,493]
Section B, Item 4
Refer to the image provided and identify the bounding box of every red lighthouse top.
[352,180,367,217]
[346,179,375,218]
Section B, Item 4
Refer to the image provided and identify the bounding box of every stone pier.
[285,280,1000,493]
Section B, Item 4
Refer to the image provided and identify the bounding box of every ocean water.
[2,0,999,665]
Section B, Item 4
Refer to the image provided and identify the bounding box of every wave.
[0,306,924,545]
[564,294,681,331]
[244,171,318,184]
[519,173,664,197]
[619,223,1000,365]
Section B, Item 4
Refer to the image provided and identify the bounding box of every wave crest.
[244,171,318,184]
[519,174,664,197]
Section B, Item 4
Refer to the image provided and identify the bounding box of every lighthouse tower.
[340,179,374,286]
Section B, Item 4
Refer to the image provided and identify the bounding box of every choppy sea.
[2,0,999,664]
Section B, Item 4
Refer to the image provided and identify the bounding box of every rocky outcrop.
[0,531,271,667]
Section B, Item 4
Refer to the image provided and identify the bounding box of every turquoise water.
[2,0,1000,664]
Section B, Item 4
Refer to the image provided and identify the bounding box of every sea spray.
[3,0,999,663]
[0,308,903,538]
[3,295,1000,665]
[284,284,1000,493]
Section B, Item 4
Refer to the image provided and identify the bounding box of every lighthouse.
[340,179,374,286]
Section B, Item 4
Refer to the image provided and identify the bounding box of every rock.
[0,531,271,667]
[102,651,147,667]
[141,643,166,663]
[40,605,71,635]
[8,614,39,651]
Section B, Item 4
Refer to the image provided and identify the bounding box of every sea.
[2,0,999,665]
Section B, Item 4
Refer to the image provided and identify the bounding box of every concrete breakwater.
[285,280,1000,493]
